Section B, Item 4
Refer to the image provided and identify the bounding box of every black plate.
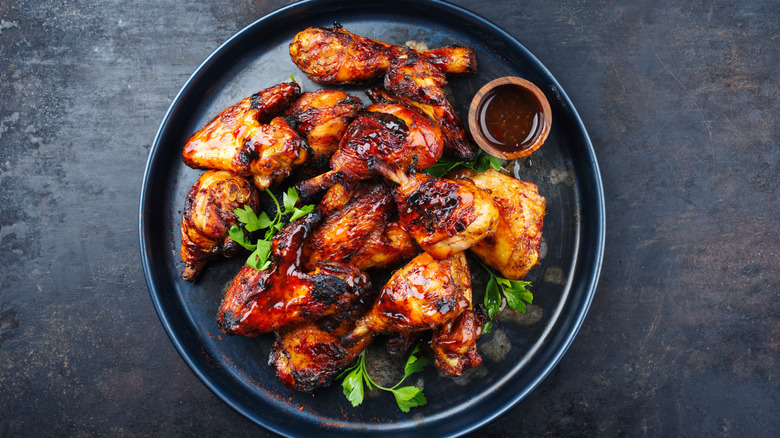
[139,0,605,436]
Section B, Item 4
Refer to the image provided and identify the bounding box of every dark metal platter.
[139,0,605,436]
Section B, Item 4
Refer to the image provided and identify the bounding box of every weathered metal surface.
[0,0,777,435]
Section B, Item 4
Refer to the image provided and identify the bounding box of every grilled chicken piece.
[182,82,309,189]
[289,25,476,84]
[179,170,260,281]
[301,181,419,271]
[286,89,362,167]
[216,211,371,336]
[432,309,487,376]
[370,74,477,161]
[344,252,471,343]
[376,166,500,259]
[296,102,443,197]
[271,316,374,393]
[451,169,545,279]
[385,51,447,106]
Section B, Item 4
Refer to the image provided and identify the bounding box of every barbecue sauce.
[476,84,545,154]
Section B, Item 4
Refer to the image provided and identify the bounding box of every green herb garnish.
[478,259,533,334]
[229,187,315,270]
[337,344,428,412]
[425,150,504,178]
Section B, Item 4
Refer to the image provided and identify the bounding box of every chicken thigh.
[451,169,546,279]
[179,170,260,281]
[376,167,500,259]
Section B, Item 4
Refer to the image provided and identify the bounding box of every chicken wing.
[182,82,309,189]
[301,181,418,271]
[216,211,371,336]
[180,170,260,281]
[271,316,374,393]
[289,25,476,84]
[451,169,545,279]
[431,309,487,376]
[285,89,362,167]
[296,102,443,197]
[344,252,471,343]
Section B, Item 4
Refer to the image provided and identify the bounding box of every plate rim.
[139,0,605,436]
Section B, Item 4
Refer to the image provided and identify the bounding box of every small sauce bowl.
[468,76,552,160]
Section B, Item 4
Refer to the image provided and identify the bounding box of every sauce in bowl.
[468,77,551,159]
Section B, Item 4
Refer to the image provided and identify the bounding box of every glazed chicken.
[179,170,260,281]
[375,165,500,259]
[285,89,362,167]
[384,51,448,106]
[431,309,487,376]
[182,82,309,189]
[451,169,546,279]
[271,316,374,393]
[216,211,371,336]
[344,252,471,343]
[289,25,476,84]
[301,181,419,271]
[370,59,478,161]
[296,102,443,197]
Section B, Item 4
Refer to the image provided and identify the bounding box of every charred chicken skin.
[182,82,309,189]
[301,181,419,271]
[344,252,471,343]
[216,211,371,336]
[451,169,546,279]
[371,58,478,161]
[289,25,476,84]
[180,170,260,281]
[285,89,362,167]
[271,316,374,393]
[377,167,500,259]
[432,309,487,376]
[296,102,443,198]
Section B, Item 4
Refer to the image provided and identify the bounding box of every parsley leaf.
[338,345,428,412]
[403,344,428,376]
[474,152,504,173]
[484,276,501,319]
[283,186,298,212]
[425,150,504,178]
[246,239,272,271]
[392,386,426,413]
[232,187,315,271]
[341,360,365,407]
[289,204,315,222]
[229,225,256,250]
[477,259,534,332]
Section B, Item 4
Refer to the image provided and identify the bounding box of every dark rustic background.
[1,0,778,436]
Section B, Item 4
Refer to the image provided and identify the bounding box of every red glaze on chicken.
[182,82,309,189]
